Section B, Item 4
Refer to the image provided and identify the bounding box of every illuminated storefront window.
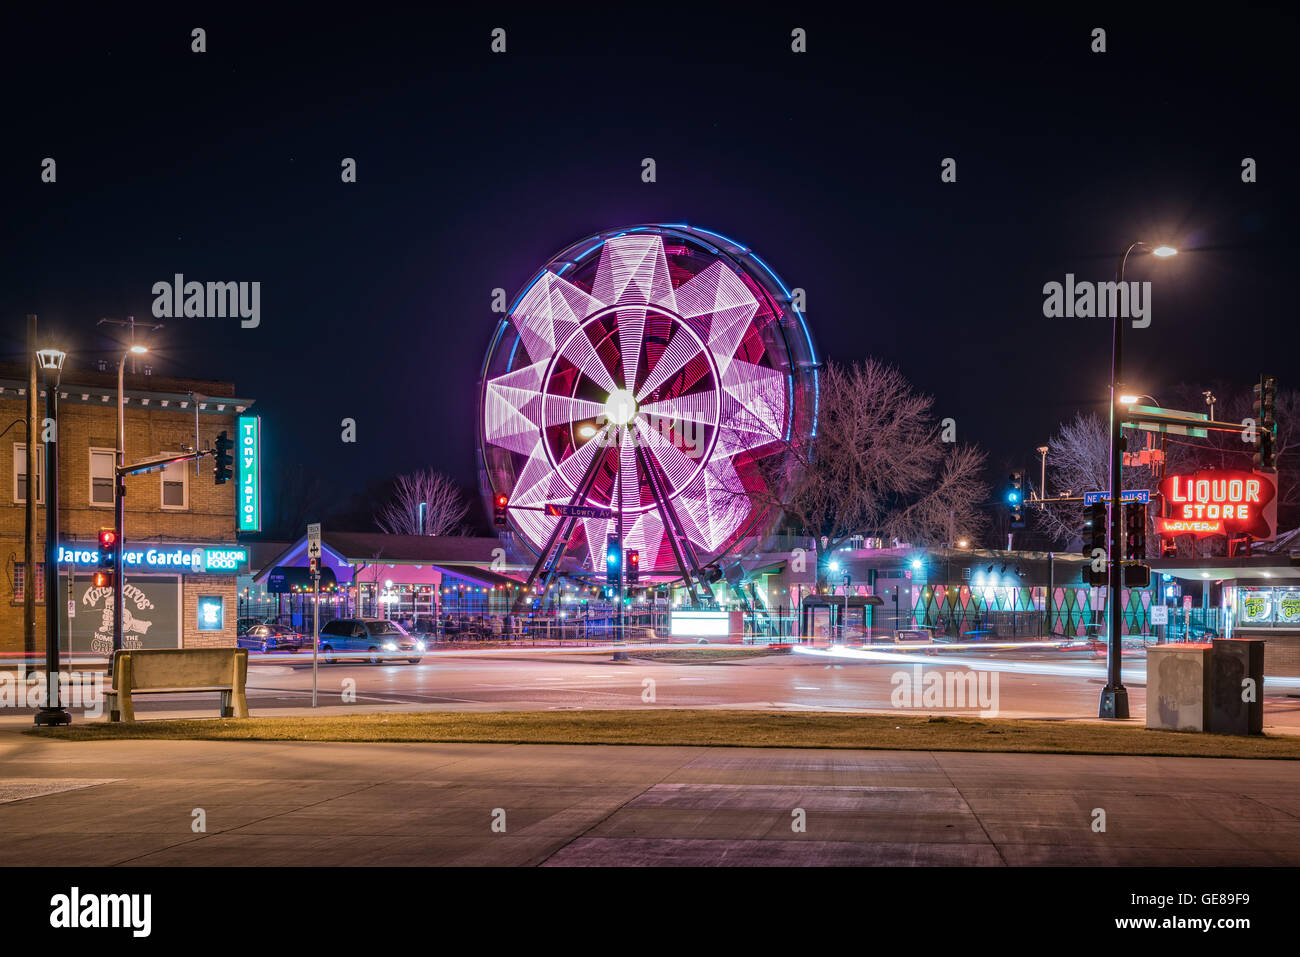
[1233,586,1300,628]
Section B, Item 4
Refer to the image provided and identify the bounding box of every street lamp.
[1118,393,1160,407]
[1100,242,1177,720]
[112,344,148,659]
[34,347,70,727]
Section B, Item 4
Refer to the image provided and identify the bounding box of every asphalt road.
[17,645,1300,728]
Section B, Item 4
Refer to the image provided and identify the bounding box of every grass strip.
[27,709,1300,759]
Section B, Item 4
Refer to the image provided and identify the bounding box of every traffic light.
[213,431,234,485]
[1124,563,1151,588]
[1255,431,1275,471]
[95,527,117,588]
[1084,502,1107,587]
[605,535,621,585]
[1007,472,1024,527]
[1124,501,1147,561]
[626,549,639,583]
[493,493,508,529]
[1253,374,1278,470]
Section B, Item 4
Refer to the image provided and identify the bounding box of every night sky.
[3,7,1297,534]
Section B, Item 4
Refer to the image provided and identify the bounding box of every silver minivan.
[317,618,425,664]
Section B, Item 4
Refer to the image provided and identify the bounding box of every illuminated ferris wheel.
[478,225,818,604]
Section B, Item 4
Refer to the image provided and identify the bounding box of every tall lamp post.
[34,347,70,727]
[113,344,148,659]
[1099,242,1176,720]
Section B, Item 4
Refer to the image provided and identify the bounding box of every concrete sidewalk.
[2,728,1299,866]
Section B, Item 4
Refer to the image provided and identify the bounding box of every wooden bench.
[106,648,249,722]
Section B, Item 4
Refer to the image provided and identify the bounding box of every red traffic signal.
[97,527,118,572]
[493,494,508,529]
[93,570,113,588]
[626,549,640,583]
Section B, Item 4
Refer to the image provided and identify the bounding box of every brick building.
[0,361,256,658]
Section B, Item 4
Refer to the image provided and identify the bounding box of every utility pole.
[24,316,38,663]
[97,316,163,374]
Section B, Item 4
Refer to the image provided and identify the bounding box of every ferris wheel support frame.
[507,429,611,627]
[631,424,717,610]
[509,426,722,631]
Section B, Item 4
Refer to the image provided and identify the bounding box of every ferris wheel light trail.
[481,226,818,580]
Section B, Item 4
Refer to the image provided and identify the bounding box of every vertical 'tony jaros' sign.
[238,414,261,532]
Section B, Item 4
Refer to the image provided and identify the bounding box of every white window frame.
[160,456,189,510]
[13,443,44,505]
[89,447,115,508]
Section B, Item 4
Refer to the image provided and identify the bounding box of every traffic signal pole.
[110,447,218,662]
[1101,245,1138,720]
[113,360,126,661]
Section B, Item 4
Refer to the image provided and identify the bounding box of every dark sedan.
[237,623,310,653]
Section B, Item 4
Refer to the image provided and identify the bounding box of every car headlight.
[382,641,397,651]
[415,640,426,651]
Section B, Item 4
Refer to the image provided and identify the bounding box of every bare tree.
[1036,413,1112,547]
[375,469,469,536]
[265,462,327,540]
[735,359,988,590]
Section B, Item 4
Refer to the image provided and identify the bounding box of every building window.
[13,443,44,504]
[90,448,115,506]
[161,458,188,509]
[12,561,46,604]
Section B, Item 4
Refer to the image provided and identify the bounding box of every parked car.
[237,623,309,653]
[317,618,425,664]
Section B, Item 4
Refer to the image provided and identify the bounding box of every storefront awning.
[1148,555,1300,583]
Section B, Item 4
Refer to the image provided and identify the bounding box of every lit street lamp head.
[1152,245,1177,258]
[130,344,148,355]
[35,348,66,372]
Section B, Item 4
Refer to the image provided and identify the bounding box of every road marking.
[535,677,566,681]
[794,686,821,690]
